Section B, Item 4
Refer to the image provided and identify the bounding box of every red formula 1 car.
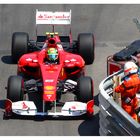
[5,10,95,118]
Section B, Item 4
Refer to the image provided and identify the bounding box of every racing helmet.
[124,61,138,76]
[47,48,58,61]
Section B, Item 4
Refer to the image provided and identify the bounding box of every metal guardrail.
[99,70,140,136]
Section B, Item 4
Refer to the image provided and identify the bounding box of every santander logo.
[37,12,70,20]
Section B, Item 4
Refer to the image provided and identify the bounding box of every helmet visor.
[48,54,58,61]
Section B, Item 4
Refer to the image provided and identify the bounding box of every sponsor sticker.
[49,71,54,73]
[71,59,76,62]
[44,86,55,90]
[47,95,52,99]
[37,12,70,20]
[71,106,76,109]
[26,58,32,61]
[61,68,64,77]
[45,79,54,82]
[65,60,70,63]
[22,102,28,110]
[44,91,54,94]
[33,60,38,63]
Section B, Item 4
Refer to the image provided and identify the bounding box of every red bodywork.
[17,36,85,102]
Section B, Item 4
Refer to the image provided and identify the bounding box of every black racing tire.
[77,33,95,65]
[77,76,93,103]
[12,32,29,63]
[7,76,24,102]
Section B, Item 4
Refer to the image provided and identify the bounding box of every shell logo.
[44,86,55,90]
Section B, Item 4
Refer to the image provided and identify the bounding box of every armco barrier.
[99,70,140,136]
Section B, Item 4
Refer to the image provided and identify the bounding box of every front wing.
[4,99,94,117]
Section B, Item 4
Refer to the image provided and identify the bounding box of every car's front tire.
[76,76,93,103]
[7,76,24,102]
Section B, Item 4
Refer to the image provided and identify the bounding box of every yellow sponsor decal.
[61,68,64,77]
[44,91,54,94]
[49,71,54,73]
[44,86,55,90]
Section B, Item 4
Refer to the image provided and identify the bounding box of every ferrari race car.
[4,10,95,118]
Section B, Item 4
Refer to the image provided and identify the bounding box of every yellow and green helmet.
[47,48,58,61]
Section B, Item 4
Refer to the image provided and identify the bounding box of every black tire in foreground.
[7,76,24,102]
[77,76,93,103]
[77,33,95,65]
[12,32,29,63]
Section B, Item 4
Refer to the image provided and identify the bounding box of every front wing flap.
[4,99,94,117]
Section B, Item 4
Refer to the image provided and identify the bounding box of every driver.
[45,47,59,64]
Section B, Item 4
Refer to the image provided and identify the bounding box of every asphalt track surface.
[0,4,140,136]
